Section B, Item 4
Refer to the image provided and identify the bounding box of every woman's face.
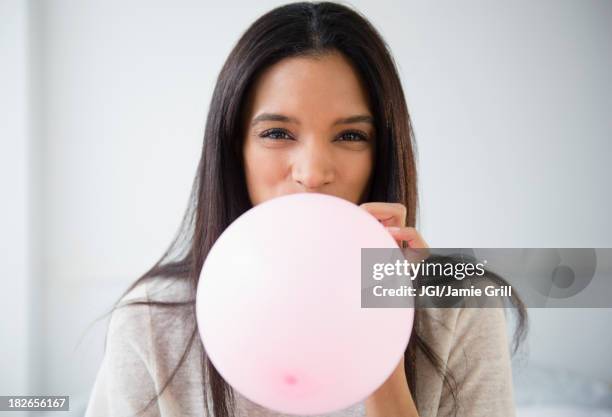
[242,51,375,206]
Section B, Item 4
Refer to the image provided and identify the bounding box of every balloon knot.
[284,374,297,385]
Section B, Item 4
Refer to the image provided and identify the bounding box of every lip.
[284,190,331,197]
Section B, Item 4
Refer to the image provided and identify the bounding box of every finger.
[360,202,407,228]
[386,226,429,249]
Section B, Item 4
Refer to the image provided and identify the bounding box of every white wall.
[0,0,32,399]
[2,0,611,413]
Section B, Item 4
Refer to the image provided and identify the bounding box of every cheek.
[337,151,373,188]
[244,146,288,190]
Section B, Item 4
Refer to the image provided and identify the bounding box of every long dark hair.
[99,2,528,416]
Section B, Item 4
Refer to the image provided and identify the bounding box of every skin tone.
[242,50,427,417]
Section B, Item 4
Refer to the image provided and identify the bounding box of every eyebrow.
[250,113,374,127]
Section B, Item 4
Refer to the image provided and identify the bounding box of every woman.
[84,2,527,417]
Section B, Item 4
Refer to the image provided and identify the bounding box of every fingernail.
[387,227,400,232]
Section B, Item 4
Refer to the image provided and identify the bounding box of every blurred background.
[1,0,611,416]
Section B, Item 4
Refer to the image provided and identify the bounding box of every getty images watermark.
[361,248,612,308]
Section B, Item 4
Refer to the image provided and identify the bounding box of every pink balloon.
[196,192,414,415]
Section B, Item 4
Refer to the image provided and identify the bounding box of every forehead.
[244,51,372,121]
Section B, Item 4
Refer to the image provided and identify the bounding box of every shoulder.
[105,279,155,365]
[112,275,194,319]
[415,303,514,417]
[415,300,512,371]
[86,277,190,417]
[106,276,196,359]
[416,277,511,356]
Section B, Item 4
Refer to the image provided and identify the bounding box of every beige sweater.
[84,277,516,417]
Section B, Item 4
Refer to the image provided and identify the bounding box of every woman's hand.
[359,202,424,417]
[359,202,428,249]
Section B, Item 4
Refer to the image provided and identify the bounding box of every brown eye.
[259,128,294,140]
[336,130,368,142]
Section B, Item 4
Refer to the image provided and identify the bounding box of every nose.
[291,140,334,191]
